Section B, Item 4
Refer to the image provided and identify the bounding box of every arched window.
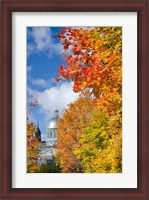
[50,131,52,138]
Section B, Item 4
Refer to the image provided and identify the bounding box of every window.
[50,132,52,138]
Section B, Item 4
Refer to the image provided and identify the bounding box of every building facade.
[38,110,59,165]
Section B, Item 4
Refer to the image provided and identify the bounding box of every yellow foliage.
[55,27,122,173]
[27,122,40,173]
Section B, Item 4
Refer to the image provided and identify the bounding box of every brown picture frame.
[0,0,148,199]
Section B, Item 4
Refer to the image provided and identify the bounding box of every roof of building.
[47,116,58,129]
[47,110,59,129]
[35,127,41,135]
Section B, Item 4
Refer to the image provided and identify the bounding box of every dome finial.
[54,110,59,117]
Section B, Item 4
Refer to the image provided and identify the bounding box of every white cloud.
[29,77,56,88]
[32,27,52,51]
[31,78,49,88]
[27,44,34,57]
[33,78,46,85]
[37,81,79,120]
[28,27,63,56]
[27,111,36,124]
[27,87,37,97]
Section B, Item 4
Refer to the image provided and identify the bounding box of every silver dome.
[47,117,58,129]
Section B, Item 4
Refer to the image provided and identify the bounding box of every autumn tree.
[74,107,122,173]
[56,28,121,91]
[37,161,61,173]
[27,97,40,173]
[56,91,95,172]
[56,27,122,112]
[56,27,122,173]
[56,91,122,173]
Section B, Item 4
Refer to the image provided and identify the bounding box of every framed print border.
[0,0,148,199]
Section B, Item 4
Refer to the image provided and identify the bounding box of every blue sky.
[27,27,79,140]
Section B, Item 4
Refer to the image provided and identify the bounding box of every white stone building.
[38,110,59,165]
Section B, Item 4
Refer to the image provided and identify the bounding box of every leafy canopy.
[55,27,122,173]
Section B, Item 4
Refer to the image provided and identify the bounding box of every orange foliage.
[27,97,40,173]
[55,27,122,173]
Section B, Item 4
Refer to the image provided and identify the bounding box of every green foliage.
[56,91,122,173]
[56,91,95,173]
[74,107,122,173]
[37,161,61,173]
